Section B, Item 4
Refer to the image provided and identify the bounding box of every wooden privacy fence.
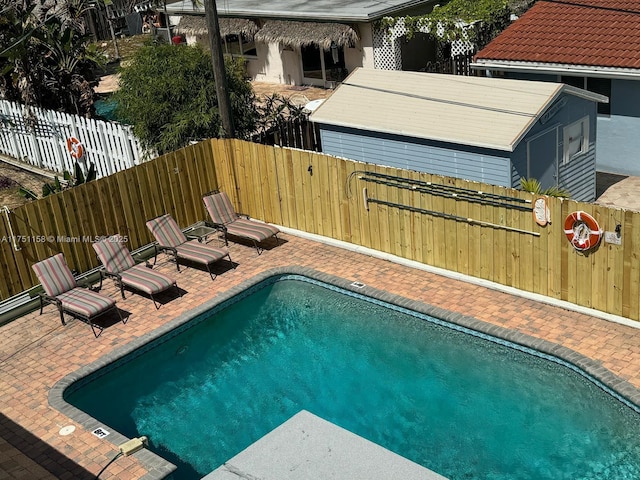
[0,140,218,298]
[255,118,322,152]
[0,100,145,178]
[1,138,639,322]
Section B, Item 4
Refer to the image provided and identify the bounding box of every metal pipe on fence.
[359,175,533,212]
[363,189,540,237]
[357,170,532,205]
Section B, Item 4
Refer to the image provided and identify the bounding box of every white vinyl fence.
[0,100,146,178]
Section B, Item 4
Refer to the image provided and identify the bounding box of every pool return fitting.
[94,436,149,478]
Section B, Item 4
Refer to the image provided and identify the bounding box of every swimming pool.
[57,271,640,480]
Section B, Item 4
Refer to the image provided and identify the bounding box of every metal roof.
[309,69,605,152]
[164,0,433,22]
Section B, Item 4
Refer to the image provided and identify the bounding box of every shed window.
[563,116,589,164]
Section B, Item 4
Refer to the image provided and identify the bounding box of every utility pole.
[204,0,235,138]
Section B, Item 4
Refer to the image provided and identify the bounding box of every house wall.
[597,79,640,176]
[185,20,374,86]
[349,22,375,70]
[319,125,512,186]
[251,43,301,84]
[504,72,640,176]
[509,93,597,202]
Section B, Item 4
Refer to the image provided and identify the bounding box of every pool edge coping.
[48,265,640,480]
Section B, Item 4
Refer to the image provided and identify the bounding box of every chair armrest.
[100,269,122,282]
[37,291,62,308]
[131,252,153,268]
[204,221,228,232]
[157,245,178,256]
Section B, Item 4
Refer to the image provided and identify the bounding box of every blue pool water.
[66,277,640,480]
[94,97,119,121]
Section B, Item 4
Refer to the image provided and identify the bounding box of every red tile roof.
[475,0,640,70]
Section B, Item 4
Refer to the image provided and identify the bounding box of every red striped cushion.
[93,236,135,274]
[226,218,279,242]
[203,192,238,225]
[176,240,227,264]
[146,215,188,248]
[32,253,77,297]
[119,264,175,295]
[56,288,116,318]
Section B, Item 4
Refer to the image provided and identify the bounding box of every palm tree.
[0,0,105,116]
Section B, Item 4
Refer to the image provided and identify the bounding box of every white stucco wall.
[359,22,375,69]
[183,20,376,86]
[252,43,304,84]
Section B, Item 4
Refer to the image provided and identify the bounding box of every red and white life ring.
[66,137,84,159]
[564,211,602,252]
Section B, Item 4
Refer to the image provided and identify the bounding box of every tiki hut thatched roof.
[254,20,358,50]
[175,15,259,37]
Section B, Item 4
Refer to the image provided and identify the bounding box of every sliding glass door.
[301,44,346,87]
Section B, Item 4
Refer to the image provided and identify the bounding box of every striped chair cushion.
[176,240,227,265]
[203,192,238,225]
[56,288,116,318]
[32,253,77,297]
[146,215,188,248]
[119,264,176,295]
[227,218,279,242]
[93,235,135,274]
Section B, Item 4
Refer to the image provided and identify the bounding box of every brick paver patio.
[1,232,640,479]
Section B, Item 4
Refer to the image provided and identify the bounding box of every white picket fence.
[0,100,146,178]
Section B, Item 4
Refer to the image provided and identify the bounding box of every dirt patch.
[251,81,334,103]
[92,34,151,65]
[0,162,50,209]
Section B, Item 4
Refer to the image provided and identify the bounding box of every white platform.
[202,410,448,480]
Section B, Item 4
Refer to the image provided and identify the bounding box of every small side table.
[185,224,219,244]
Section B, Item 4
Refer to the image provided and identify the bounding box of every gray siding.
[509,92,597,201]
[557,95,598,202]
[558,148,597,202]
[506,72,640,176]
[319,126,511,186]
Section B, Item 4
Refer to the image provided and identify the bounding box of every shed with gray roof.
[310,68,607,201]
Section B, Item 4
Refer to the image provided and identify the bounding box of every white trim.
[472,61,640,80]
[277,225,640,330]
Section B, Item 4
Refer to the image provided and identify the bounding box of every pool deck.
[2,230,640,479]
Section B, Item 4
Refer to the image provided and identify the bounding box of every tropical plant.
[254,93,309,142]
[19,161,96,199]
[0,0,106,116]
[377,0,532,51]
[520,177,571,198]
[114,43,257,154]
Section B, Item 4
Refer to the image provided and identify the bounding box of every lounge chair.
[92,235,180,309]
[31,253,123,337]
[145,214,233,280]
[203,190,279,254]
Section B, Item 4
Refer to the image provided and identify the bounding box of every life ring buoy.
[66,137,84,159]
[564,211,602,252]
